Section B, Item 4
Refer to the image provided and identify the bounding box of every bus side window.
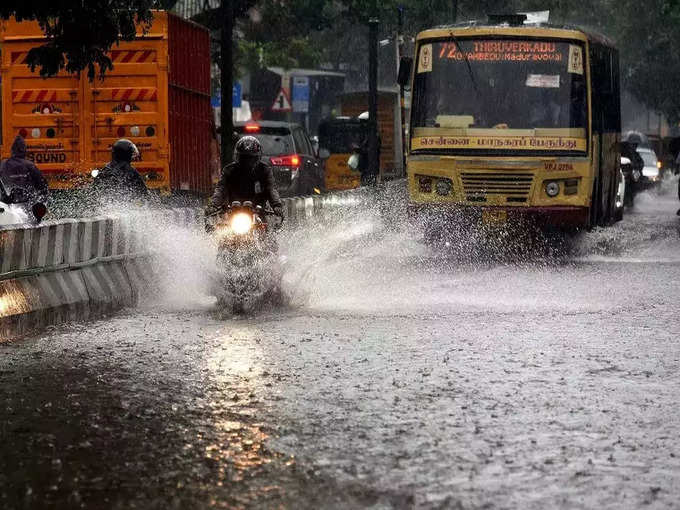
[590,44,621,134]
[591,45,607,132]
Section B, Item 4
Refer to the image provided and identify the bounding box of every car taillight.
[245,124,260,132]
[270,154,300,168]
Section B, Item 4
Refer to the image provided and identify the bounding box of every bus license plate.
[481,209,507,225]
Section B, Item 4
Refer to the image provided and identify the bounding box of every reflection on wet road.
[2,183,680,508]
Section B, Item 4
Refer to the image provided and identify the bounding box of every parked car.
[636,147,662,188]
[233,121,324,197]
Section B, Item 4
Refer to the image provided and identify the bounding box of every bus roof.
[417,22,615,48]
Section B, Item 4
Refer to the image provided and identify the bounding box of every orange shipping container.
[0,11,213,194]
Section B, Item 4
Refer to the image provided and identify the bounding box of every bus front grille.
[460,172,534,203]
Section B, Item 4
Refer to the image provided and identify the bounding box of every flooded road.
[2,183,680,509]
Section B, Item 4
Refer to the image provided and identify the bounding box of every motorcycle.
[207,201,283,313]
[620,155,640,208]
[0,180,48,227]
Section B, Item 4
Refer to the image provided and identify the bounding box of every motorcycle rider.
[0,135,49,222]
[92,138,148,206]
[206,136,284,222]
[620,137,644,207]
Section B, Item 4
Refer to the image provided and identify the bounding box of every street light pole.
[220,0,234,167]
[368,17,379,185]
[397,6,406,175]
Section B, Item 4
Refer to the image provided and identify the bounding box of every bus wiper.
[449,32,480,99]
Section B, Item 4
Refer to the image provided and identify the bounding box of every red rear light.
[245,124,260,132]
[270,154,301,167]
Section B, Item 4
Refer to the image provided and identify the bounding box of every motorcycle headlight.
[230,212,253,234]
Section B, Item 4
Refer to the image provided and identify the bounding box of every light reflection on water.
[0,288,29,317]
[202,326,291,495]
[207,326,262,380]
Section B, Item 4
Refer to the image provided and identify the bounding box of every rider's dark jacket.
[208,161,283,214]
[92,158,148,204]
[620,141,644,174]
[0,135,48,202]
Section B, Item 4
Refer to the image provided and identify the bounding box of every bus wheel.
[595,177,609,228]
[588,179,601,230]
[598,178,610,227]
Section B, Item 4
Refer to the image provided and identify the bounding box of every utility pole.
[368,17,379,185]
[220,0,234,167]
[397,6,406,175]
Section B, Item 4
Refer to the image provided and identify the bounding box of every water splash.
[574,177,680,263]
[55,178,678,314]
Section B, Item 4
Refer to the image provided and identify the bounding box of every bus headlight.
[545,181,560,197]
[230,212,253,234]
[435,178,453,196]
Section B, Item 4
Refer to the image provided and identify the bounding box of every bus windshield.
[411,38,588,153]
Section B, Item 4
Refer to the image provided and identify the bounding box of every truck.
[0,11,214,195]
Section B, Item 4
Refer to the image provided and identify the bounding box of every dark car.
[234,121,324,197]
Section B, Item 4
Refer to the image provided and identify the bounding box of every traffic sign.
[271,88,292,112]
[292,76,310,113]
[211,89,220,108]
[233,82,242,108]
[210,83,242,108]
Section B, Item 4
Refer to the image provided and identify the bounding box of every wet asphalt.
[2,183,680,509]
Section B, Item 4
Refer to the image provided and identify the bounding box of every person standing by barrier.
[356,112,380,187]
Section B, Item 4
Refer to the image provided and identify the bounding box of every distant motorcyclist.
[356,112,380,187]
[620,138,644,207]
[92,138,148,206]
[0,135,48,216]
[206,136,283,221]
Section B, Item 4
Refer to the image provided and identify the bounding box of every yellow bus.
[400,16,622,236]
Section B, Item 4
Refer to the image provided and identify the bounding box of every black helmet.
[112,138,140,163]
[234,136,262,169]
[622,131,645,147]
[235,136,262,157]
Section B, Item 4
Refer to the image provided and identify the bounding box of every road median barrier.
[0,184,395,340]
